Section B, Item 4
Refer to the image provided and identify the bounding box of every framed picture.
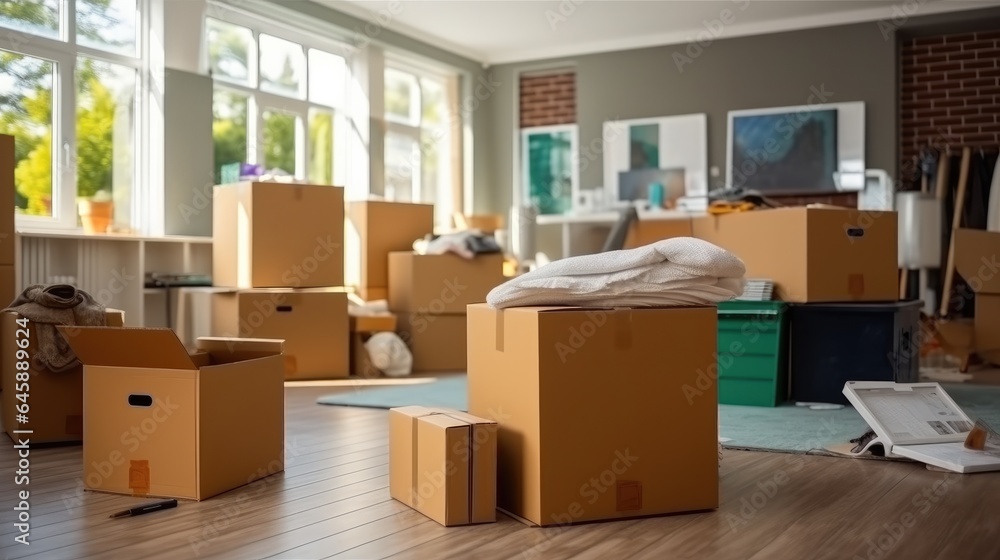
[726,102,865,194]
[603,114,708,206]
[520,125,579,215]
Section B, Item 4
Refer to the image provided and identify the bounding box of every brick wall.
[519,71,576,128]
[901,30,1000,183]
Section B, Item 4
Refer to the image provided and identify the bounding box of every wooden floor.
[2,384,998,560]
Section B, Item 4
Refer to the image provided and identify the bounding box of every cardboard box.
[388,253,504,314]
[212,288,349,379]
[389,406,497,526]
[213,182,345,288]
[2,309,124,444]
[691,207,898,302]
[356,286,388,302]
[396,313,467,372]
[467,304,719,526]
[61,330,285,500]
[624,217,693,249]
[0,134,14,266]
[349,311,398,377]
[950,228,1000,364]
[0,264,14,308]
[347,200,434,292]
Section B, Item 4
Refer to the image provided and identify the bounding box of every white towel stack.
[487,237,747,309]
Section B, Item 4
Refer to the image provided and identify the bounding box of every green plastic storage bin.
[717,301,788,407]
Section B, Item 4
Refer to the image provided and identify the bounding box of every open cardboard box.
[938,229,1000,367]
[59,327,285,500]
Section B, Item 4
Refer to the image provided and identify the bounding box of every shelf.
[17,228,213,243]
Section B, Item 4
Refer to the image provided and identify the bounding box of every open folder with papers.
[843,381,1000,474]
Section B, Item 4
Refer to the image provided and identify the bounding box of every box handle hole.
[277,306,292,312]
[846,228,865,238]
[128,394,153,407]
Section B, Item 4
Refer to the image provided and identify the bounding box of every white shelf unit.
[15,230,213,327]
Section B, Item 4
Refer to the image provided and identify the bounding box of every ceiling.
[319,0,999,65]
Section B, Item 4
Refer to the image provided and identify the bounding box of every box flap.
[350,313,397,332]
[196,337,284,356]
[842,381,973,447]
[56,326,197,370]
[953,228,1000,294]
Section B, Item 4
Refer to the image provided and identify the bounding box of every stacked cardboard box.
[346,201,434,302]
[1,135,15,308]
[388,252,504,372]
[937,228,1000,366]
[349,309,398,377]
[211,182,350,379]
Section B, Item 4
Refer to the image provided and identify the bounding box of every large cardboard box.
[389,406,497,526]
[0,134,14,266]
[347,200,434,295]
[0,264,14,308]
[624,217,693,249]
[948,228,1000,364]
[691,207,898,302]
[61,330,285,500]
[2,309,124,444]
[467,304,719,526]
[349,311,398,377]
[396,313,467,372]
[212,288,349,379]
[213,182,345,288]
[388,252,504,314]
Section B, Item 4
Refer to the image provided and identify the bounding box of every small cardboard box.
[2,309,125,444]
[60,330,285,501]
[950,228,1000,364]
[624,217,693,249]
[213,182,345,288]
[396,312,467,372]
[388,252,504,314]
[0,134,14,266]
[389,406,497,526]
[212,288,349,379]
[349,311,398,377]
[691,207,898,302]
[467,304,719,526]
[347,200,434,294]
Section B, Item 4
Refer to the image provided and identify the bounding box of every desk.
[536,210,705,258]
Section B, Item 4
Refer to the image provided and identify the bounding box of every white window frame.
[204,6,352,186]
[4,0,151,232]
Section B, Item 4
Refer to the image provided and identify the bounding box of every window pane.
[1,50,54,217]
[76,57,136,230]
[262,109,296,174]
[212,89,249,183]
[76,0,137,57]
[207,18,254,86]
[384,132,419,202]
[259,34,305,99]
[385,68,418,125]
[421,77,445,128]
[308,49,345,108]
[308,109,333,185]
[0,0,59,40]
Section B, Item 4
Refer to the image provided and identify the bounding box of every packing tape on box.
[613,308,632,349]
[129,460,150,496]
[848,274,865,298]
[495,309,505,352]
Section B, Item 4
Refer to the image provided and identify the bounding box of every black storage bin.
[789,301,921,405]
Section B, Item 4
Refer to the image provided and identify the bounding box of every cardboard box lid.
[390,405,495,426]
[57,326,203,370]
[196,337,285,355]
[953,229,1000,294]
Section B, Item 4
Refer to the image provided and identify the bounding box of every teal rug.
[316,377,1000,454]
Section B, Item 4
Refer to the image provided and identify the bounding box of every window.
[1,0,146,230]
[383,65,458,229]
[206,16,347,185]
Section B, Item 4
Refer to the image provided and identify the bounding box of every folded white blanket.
[487,237,746,308]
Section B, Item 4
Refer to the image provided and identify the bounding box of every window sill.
[15,228,213,243]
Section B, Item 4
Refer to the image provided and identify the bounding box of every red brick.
[980,68,1000,78]
[980,86,1000,96]
[963,40,998,51]
[966,95,997,105]
[981,123,1000,132]
[950,124,982,134]
[928,62,963,72]
[934,98,966,108]
[977,49,1000,59]
[917,36,946,46]
[968,77,999,88]
[950,106,982,116]
[903,99,933,110]
[902,45,929,57]
[946,33,977,44]
[961,132,999,142]
[948,51,977,62]
[927,79,956,90]
[917,54,950,65]
[934,117,965,126]
[950,70,979,80]
[921,88,949,100]
[948,88,982,98]
[929,43,964,54]
[966,114,997,125]
[964,60,997,70]
[977,31,1000,41]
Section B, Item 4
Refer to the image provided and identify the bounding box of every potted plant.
[78,189,114,234]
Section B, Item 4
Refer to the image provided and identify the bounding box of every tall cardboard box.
[389,252,504,372]
[2,309,125,444]
[346,201,434,297]
[948,228,1000,365]
[389,406,497,526]
[692,207,898,302]
[61,330,285,501]
[0,134,15,266]
[467,304,719,526]
[213,182,345,288]
[212,288,349,379]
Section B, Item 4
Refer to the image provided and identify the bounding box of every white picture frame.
[602,113,708,205]
[520,124,580,215]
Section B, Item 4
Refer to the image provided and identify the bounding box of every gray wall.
[479,22,899,215]
[164,69,215,236]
